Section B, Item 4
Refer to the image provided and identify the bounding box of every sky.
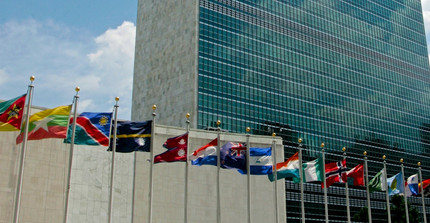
[1,1,430,120]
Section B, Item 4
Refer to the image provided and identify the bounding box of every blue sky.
[0,0,138,119]
[1,1,430,120]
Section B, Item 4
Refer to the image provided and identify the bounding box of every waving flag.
[110,120,152,152]
[220,142,247,172]
[64,112,112,146]
[322,160,347,188]
[268,152,300,181]
[369,169,386,192]
[406,174,419,197]
[293,158,324,183]
[0,94,26,131]
[248,147,273,175]
[190,138,217,166]
[387,172,405,196]
[419,179,430,196]
[346,163,364,186]
[16,105,72,144]
[154,133,188,163]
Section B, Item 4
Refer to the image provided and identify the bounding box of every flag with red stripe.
[64,112,112,146]
[322,159,347,188]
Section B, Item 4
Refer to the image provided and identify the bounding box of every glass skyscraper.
[133,0,430,221]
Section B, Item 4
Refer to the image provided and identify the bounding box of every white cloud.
[0,69,8,85]
[0,20,135,119]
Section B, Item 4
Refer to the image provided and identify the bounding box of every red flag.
[419,179,430,193]
[322,159,347,188]
[0,94,27,131]
[154,133,188,163]
[346,163,364,186]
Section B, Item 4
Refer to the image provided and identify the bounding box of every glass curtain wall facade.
[197,0,430,221]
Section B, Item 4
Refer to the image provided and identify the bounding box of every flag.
[419,179,430,195]
[219,142,247,173]
[219,142,273,175]
[322,159,347,188]
[405,174,419,197]
[268,152,300,181]
[154,133,188,163]
[16,105,72,144]
[0,94,26,131]
[64,112,112,146]
[248,147,273,175]
[190,138,217,166]
[369,169,386,192]
[109,120,151,152]
[293,158,324,183]
[387,172,405,196]
[346,163,364,186]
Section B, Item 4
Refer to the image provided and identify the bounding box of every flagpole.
[108,97,119,223]
[364,151,372,223]
[184,113,190,223]
[383,155,392,223]
[418,162,427,223]
[321,143,329,223]
[272,133,278,223]
[148,105,157,223]
[400,159,410,223]
[216,120,221,223]
[63,86,79,223]
[13,76,35,223]
[246,127,251,223]
[131,150,137,223]
[343,147,351,223]
[298,138,305,223]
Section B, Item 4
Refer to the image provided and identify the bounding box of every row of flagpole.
[8,76,430,223]
[294,138,430,223]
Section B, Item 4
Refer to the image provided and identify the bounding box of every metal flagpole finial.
[30,75,35,82]
[418,162,421,166]
[321,142,325,152]
[363,151,367,156]
[186,113,190,124]
[272,132,276,137]
[75,86,80,94]
[298,138,302,144]
[152,104,157,117]
[115,97,120,105]
[383,155,386,160]
[216,120,221,131]
[400,158,404,163]
[246,127,250,134]
[342,147,346,152]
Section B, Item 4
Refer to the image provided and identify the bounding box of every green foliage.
[353,195,421,222]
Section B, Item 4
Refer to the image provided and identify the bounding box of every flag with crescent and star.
[154,133,188,163]
[0,94,27,131]
[64,112,113,146]
[16,105,72,144]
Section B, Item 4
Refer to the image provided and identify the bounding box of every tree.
[353,195,420,222]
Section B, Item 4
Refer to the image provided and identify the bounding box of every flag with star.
[16,105,72,144]
[0,94,27,131]
[64,112,113,146]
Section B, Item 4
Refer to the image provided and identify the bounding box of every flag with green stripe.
[16,105,72,144]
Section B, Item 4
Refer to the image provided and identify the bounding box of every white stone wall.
[132,0,199,127]
[133,125,286,223]
[1,122,285,223]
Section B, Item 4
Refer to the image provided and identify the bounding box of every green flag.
[293,157,324,183]
[369,169,386,192]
